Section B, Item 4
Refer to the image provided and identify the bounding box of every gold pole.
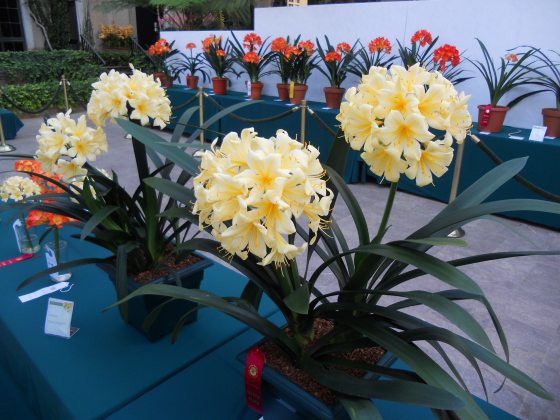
[0,116,16,152]
[61,74,70,112]
[198,87,204,144]
[448,141,466,238]
[300,99,307,143]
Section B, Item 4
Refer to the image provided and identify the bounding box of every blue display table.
[0,108,23,140]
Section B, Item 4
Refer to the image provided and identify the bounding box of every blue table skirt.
[166,86,365,184]
[0,224,277,419]
[0,108,24,140]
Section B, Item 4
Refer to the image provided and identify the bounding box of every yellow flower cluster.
[0,176,42,202]
[87,66,171,129]
[193,128,333,266]
[36,110,107,182]
[336,64,472,187]
[98,24,133,41]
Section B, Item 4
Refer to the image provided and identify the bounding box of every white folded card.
[18,282,69,303]
[529,125,547,141]
[44,298,75,338]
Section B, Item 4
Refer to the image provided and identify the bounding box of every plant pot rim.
[542,108,560,114]
[477,104,510,111]
[98,251,213,291]
[212,76,227,80]
[324,86,345,91]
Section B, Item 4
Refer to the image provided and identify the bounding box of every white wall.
[163,0,560,128]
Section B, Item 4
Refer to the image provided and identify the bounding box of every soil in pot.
[323,87,345,109]
[261,319,385,405]
[477,105,509,133]
[542,108,560,138]
[277,83,290,101]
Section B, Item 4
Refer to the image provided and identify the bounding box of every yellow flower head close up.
[0,176,42,202]
[337,64,472,187]
[193,128,333,266]
[87,66,171,129]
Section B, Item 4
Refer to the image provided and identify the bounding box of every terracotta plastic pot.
[290,84,308,105]
[186,75,199,89]
[153,72,172,88]
[323,87,345,109]
[277,83,290,101]
[542,108,560,138]
[212,77,228,95]
[250,81,264,100]
[477,105,509,133]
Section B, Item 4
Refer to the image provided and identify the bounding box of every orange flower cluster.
[14,160,63,194]
[148,38,172,57]
[185,42,196,49]
[410,29,433,47]
[243,33,262,52]
[243,51,260,64]
[433,44,460,71]
[368,37,392,54]
[216,49,226,57]
[26,210,74,230]
[325,51,342,62]
[271,37,288,53]
[297,40,314,56]
[336,42,351,54]
[202,35,222,53]
[505,53,519,63]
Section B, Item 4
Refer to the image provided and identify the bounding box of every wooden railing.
[79,34,107,66]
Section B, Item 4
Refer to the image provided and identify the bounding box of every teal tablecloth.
[166,86,366,184]
[0,222,277,419]
[0,108,23,140]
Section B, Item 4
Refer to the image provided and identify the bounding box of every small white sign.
[44,244,60,281]
[18,282,70,303]
[247,81,251,97]
[478,131,491,135]
[44,298,75,338]
[529,125,547,141]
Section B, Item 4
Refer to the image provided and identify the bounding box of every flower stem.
[54,226,60,263]
[373,182,398,244]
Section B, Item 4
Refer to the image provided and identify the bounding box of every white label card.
[247,81,251,96]
[529,125,547,141]
[19,282,69,303]
[44,243,70,281]
[45,298,74,338]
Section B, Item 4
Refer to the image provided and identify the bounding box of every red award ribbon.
[245,347,265,413]
[0,253,34,268]
[480,105,492,128]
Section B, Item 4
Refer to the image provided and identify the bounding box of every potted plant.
[230,32,275,100]
[288,39,318,105]
[348,36,395,77]
[148,38,179,88]
[397,29,470,86]
[5,68,212,342]
[116,64,557,418]
[525,47,560,137]
[269,36,298,100]
[201,34,239,95]
[469,39,544,132]
[316,37,356,108]
[169,42,210,89]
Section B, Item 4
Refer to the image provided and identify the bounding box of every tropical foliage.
[201,34,239,79]
[169,42,210,83]
[315,37,356,88]
[524,47,560,110]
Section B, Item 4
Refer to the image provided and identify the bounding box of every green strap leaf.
[283,284,310,315]
[339,397,382,420]
[80,205,120,240]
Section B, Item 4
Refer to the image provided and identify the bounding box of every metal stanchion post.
[198,87,204,144]
[300,100,307,143]
[61,74,70,112]
[448,141,466,238]
[0,117,15,152]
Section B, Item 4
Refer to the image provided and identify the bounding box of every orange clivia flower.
[243,51,260,64]
[271,37,288,53]
[26,210,51,230]
[298,40,314,55]
[325,51,342,62]
[411,29,433,47]
[243,33,263,51]
[148,38,171,56]
[433,44,460,71]
[368,37,392,54]
[216,49,226,57]
[202,36,213,52]
[336,42,351,54]
[505,53,519,63]
[186,42,196,49]
[284,45,300,59]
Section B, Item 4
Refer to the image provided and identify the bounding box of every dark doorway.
[0,0,25,51]
[67,0,80,48]
[135,7,159,48]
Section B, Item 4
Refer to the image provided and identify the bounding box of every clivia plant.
[169,42,210,86]
[348,36,396,77]
[113,64,557,418]
[201,34,239,79]
[315,37,356,88]
[270,36,300,85]
[229,32,275,84]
